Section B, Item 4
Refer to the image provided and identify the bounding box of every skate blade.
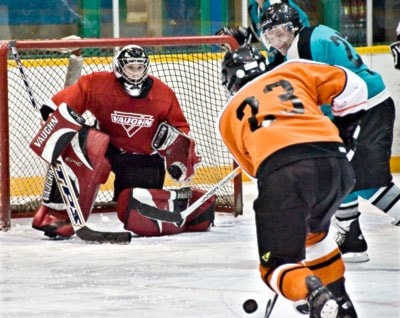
[342,251,370,263]
[293,299,309,314]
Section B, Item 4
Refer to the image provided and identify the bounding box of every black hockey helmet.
[259,2,302,33]
[113,45,150,97]
[221,45,267,96]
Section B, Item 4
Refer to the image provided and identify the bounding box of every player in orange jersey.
[219,46,366,317]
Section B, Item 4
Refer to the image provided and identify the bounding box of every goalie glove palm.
[152,122,201,182]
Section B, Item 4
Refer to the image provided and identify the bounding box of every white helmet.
[113,45,150,97]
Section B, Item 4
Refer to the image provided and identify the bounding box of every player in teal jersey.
[259,2,400,263]
[216,0,309,67]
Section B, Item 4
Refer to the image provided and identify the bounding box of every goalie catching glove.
[215,26,256,46]
[152,122,201,182]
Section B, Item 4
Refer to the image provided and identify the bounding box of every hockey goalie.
[30,107,215,238]
[29,44,215,239]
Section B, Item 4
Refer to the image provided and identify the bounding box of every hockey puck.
[243,299,258,314]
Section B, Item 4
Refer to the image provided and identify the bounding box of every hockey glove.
[215,26,253,46]
[390,41,400,70]
[152,122,201,182]
[29,102,85,164]
[40,99,58,121]
[333,111,364,161]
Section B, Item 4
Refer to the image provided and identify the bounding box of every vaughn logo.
[111,111,154,137]
[33,116,59,148]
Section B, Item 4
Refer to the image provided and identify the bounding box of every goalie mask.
[113,45,150,97]
[221,45,267,97]
[259,3,302,52]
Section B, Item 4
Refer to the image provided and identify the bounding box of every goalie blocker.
[116,187,215,236]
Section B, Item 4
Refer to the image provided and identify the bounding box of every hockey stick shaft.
[264,293,278,318]
[137,166,242,224]
[9,41,131,243]
[181,166,241,219]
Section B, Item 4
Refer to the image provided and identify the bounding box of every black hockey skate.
[306,275,338,318]
[334,213,369,263]
[328,278,358,318]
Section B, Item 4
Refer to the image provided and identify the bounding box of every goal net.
[0,36,242,230]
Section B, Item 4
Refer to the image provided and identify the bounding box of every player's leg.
[303,232,357,318]
[108,147,211,236]
[333,98,396,261]
[32,167,70,238]
[301,157,357,317]
[332,194,369,262]
[365,182,400,225]
[106,145,166,201]
[255,157,356,317]
[116,187,215,236]
[255,163,317,303]
[334,182,400,262]
[305,157,357,317]
[32,127,111,238]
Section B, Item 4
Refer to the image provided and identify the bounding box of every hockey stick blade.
[76,227,132,244]
[137,202,183,223]
[265,293,278,318]
[137,167,241,224]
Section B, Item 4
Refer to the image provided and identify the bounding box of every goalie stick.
[9,41,131,244]
[136,166,242,225]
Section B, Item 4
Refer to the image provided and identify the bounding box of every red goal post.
[0,36,242,230]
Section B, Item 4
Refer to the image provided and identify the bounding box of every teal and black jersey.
[287,25,388,103]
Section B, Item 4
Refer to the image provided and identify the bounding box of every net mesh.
[6,40,241,216]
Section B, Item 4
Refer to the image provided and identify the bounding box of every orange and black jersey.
[218,59,368,177]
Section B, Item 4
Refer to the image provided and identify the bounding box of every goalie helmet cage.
[0,36,243,230]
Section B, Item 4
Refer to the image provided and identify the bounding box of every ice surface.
[1,177,399,317]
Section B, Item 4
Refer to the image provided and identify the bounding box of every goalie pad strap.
[30,102,85,164]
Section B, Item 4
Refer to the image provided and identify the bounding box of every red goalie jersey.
[48,72,190,154]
